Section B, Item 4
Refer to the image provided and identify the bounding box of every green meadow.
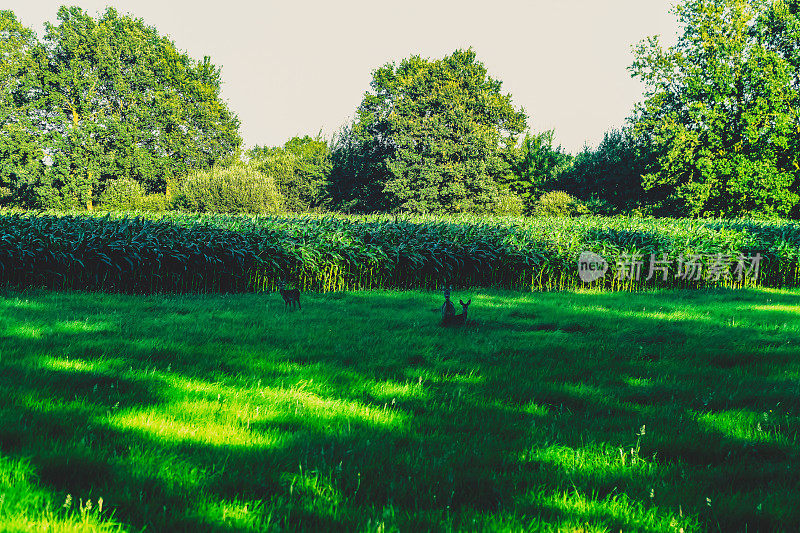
[0,287,799,532]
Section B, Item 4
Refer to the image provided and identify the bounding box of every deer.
[442,298,470,326]
[441,287,456,321]
[278,281,301,310]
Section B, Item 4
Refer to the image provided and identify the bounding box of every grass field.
[0,287,798,531]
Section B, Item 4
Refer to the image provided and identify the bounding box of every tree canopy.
[1,7,240,209]
[630,0,800,218]
[248,135,331,212]
[556,128,652,214]
[506,129,573,212]
[330,48,527,214]
[0,11,40,204]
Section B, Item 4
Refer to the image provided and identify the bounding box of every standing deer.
[442,298,471,326]
[278,281,301,310]
[441,287,456,321]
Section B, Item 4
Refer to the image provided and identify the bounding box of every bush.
[493,188,525,216]
[175,164,284,214]
[533,190,588,217]
[99,178,146,211]
[139,193,170,212]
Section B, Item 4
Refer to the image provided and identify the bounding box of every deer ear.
[467,299,471,305]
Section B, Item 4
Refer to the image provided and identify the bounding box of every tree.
[507,129,573,211]
[557,128,652,214]
[330,48,527,214]
[6,6,241,209]
[249,134,331,212]
[629,0,800,218]
[0,11,42,205]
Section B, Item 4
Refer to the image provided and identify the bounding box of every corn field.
[1,211,799,293]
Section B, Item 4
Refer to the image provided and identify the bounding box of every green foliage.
[138,193,171,212]
[248,135,331,212]
[583,196,619,216]
[98,178,169,212]
[174,164,284,214]
[0,11,42,207]
[533,190,588,218]
[1,6,241,209]
[0,11,34,81]
[629,0,800,218]
[493,188,526,216]
[556,129,653,214]
[99,178,146,211]
[330,48,527,214]
[507,130,573,210]
[328,123,382,213]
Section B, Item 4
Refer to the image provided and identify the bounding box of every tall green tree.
[557,128,652,213]
[8,6,241,209]
[0,11,42,205]
[330,48,527,214]
[630,0,800,218]
[507,129,573,211]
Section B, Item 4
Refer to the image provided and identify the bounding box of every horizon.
[8,0,680,154]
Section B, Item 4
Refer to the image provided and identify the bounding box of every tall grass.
[1,211,798,293]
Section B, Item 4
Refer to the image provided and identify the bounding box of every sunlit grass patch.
[40,357,103,373]
[4,323,43,340]
[194,497,273,531]
[519,488,698,532]
[695,409,800,447]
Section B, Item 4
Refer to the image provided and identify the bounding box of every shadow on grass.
[0,287,798,531]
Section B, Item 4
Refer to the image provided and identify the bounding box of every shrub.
[533,190,588,217]
[139,193,170,212]
[175,164,284,214]
[99,178,146,211]
[493,188,525,216]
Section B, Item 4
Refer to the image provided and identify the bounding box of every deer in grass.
[442,298,471,326]
[278,281,301,310]
[441,287,456,321]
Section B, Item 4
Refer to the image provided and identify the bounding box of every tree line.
[2,0,800,218]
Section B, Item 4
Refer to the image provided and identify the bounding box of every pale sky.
[8,1,680,154]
